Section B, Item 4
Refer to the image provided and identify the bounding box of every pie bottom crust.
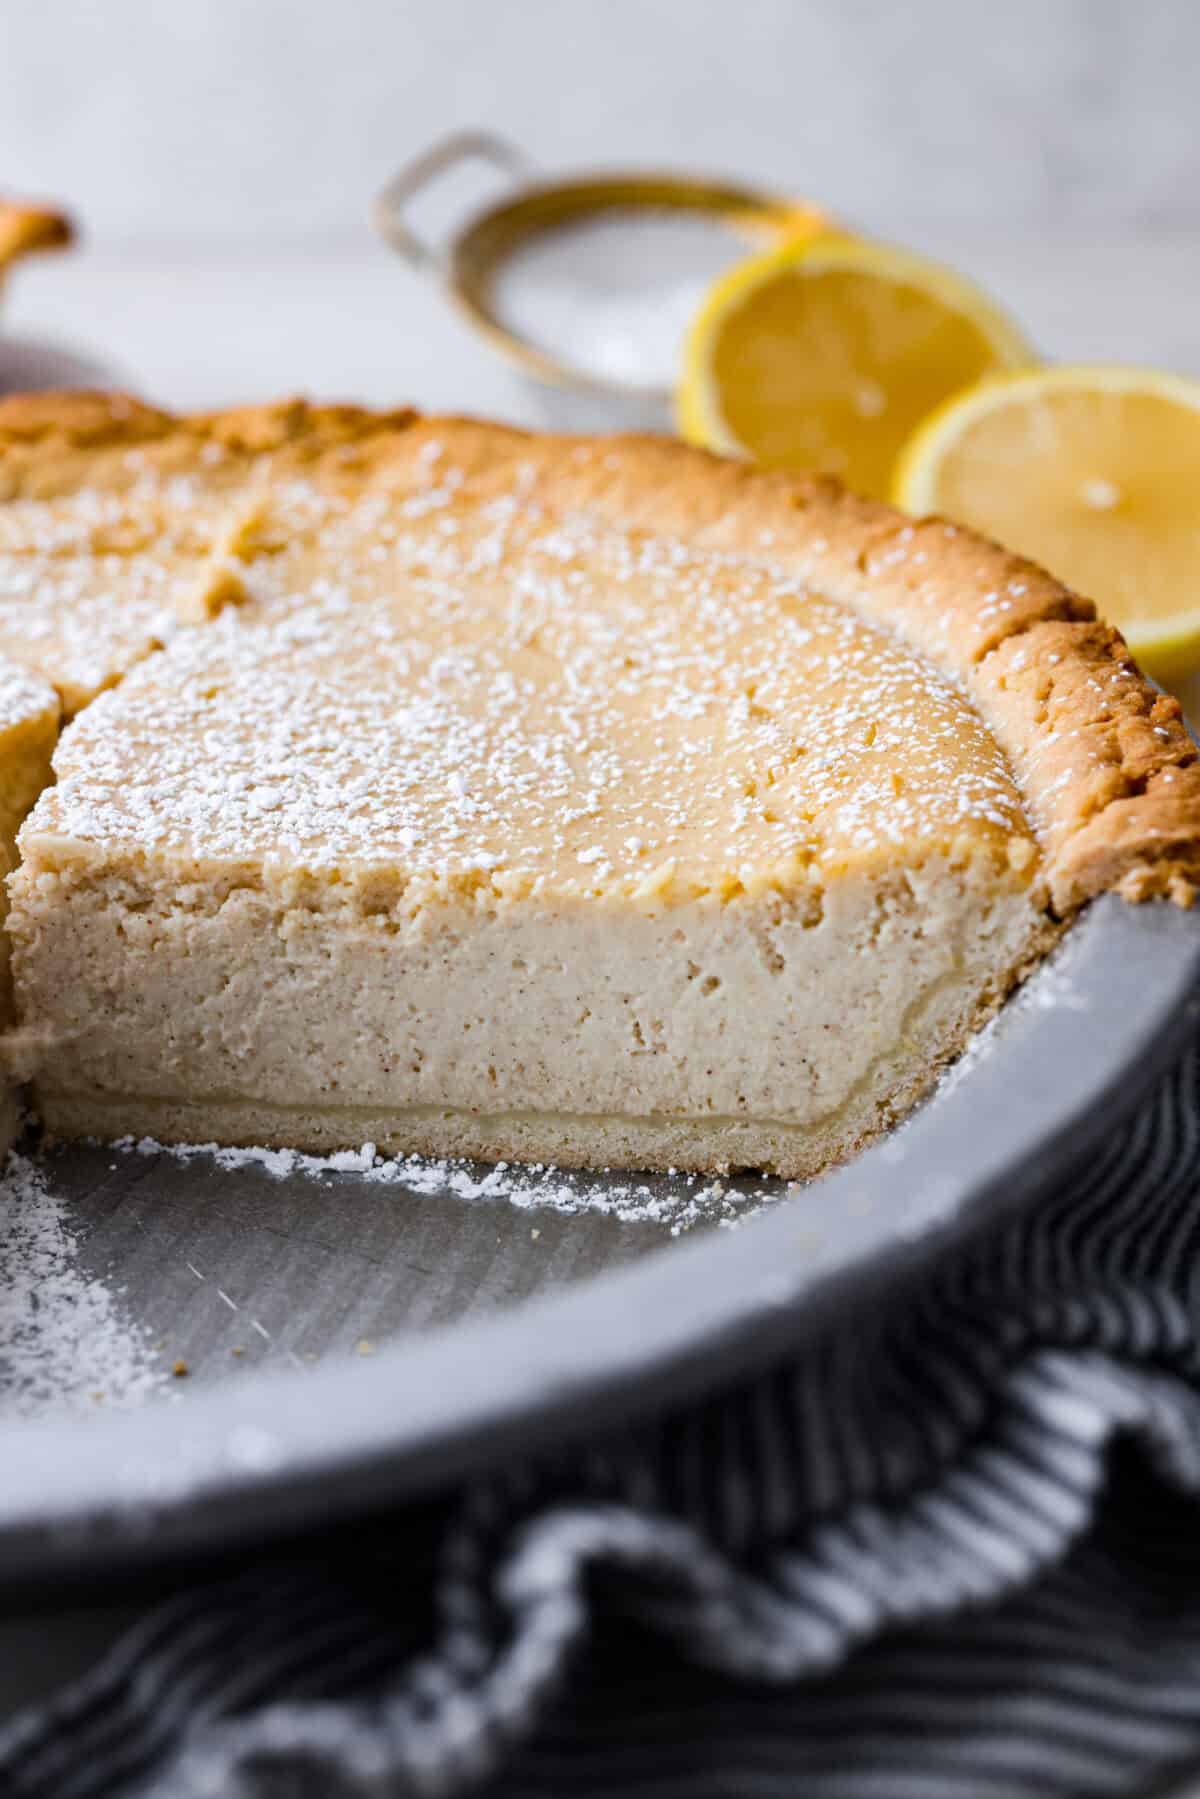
[26,1055,995,1182]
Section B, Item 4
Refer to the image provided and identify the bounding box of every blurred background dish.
[374,131,825,430]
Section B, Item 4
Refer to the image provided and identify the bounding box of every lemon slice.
[677,235,1033,501]
[893,365,1200,684]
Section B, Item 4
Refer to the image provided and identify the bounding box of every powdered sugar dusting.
[0,479,247,708]
[0,1153,165,1417]
[121,1136,777,1237]
[0,659,56,736]
[28,444,1037,896]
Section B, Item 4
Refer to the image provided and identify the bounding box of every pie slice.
[0,393,415,712]
[6,401,1200,1178]
[0,660,59,1152]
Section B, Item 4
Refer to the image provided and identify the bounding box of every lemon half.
[893,364,1200,684]
[678,235,1034,501]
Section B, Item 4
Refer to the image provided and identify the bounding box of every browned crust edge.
[0,390,410,454]
[0,202,74,272]
[1,391,1196,914]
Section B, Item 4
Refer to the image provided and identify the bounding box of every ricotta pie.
[4,395,1200,1178]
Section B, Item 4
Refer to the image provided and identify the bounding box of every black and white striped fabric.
[6,1033,1200,1798]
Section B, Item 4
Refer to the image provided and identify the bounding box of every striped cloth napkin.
[4,1032,1200,1799]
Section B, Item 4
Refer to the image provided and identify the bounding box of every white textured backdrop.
[3,0,1199,247]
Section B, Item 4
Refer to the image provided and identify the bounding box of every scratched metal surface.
[49,1139,772,1394]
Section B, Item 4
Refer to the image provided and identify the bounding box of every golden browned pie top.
[3,392,1199,914]
[37,477,1040,904]
[0,394,415,711]
[0,201,72,273]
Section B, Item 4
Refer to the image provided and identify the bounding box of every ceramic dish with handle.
[374,132,825,429]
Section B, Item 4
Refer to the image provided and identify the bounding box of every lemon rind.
[677,234,1036,458]
[891,364,1200,682]
[892,363,1200,514]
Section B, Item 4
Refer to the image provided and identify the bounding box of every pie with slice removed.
[2,395,1198,1178]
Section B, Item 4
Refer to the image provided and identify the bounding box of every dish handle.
[373,130,531,272]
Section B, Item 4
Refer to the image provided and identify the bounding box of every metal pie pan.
[1,893,1198,1596]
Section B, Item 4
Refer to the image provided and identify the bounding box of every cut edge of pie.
[0,661,60,1152]
[0,392,1197,1180]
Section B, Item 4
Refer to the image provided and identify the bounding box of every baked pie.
[2,395,1198,1175]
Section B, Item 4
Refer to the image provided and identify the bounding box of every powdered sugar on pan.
[119,1136,777,1236]
[0,1153,166,1418]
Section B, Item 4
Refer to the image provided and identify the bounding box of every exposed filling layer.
[14,854,1049,1177]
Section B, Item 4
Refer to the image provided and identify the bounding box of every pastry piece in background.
[0,199,73,285]
[0,197,113,398]
[8,404,1200,1178]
